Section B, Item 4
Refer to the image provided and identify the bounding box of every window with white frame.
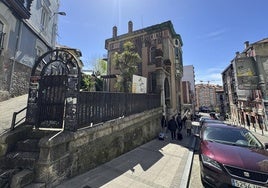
[41,7,49,32]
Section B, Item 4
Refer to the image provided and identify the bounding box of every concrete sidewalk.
[224,120,268,143]
[0,94,28,133]
[56,127,198,188]
[248,127,268,144]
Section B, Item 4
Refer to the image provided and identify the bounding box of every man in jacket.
[168,116,177,140]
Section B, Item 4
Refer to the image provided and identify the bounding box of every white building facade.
[0,0,62,100]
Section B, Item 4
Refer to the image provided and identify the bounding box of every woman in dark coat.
[168,116,177,140]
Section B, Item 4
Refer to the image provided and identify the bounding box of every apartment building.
[195,83,222,112]
[223,38,268,130]
[0,0,62,100]
[181,65,195,113]
[222,63,236,119]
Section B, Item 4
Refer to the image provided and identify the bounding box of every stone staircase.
[0,128,51,188]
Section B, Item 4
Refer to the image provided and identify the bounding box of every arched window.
[164,78,170,107]
[148,72,157,93]
[175,39,179,46]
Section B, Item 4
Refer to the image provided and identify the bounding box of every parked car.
[193,113,201,121]
[199,116,211,126]
[195,123,268,188]
[199,116,223,127]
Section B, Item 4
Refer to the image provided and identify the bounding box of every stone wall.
[35,107,162,187]
[0,58,31,101]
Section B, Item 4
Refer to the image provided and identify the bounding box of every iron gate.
[26,49,81,131]
[38,75,67,130]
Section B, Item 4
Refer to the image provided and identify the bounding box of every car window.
[203,119,223,124]
[242,131,263,148]
[203,127,263,148]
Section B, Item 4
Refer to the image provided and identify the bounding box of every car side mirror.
[264,143,268,150]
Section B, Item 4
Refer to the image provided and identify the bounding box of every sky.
[58,0,268,85]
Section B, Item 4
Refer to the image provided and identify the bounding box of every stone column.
[64,75,79,131]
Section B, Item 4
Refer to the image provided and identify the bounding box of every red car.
[196,123,268,188]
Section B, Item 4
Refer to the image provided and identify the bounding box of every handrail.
[11,106,27,130]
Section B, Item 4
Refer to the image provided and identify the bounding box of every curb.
[180,126,198,188]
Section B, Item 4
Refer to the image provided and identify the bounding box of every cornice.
[6,0,33,19]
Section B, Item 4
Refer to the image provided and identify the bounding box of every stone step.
[29,129,54,140]
[0,168,20,188]
[16,139,40,152]
[10,169,34,188]
[3,152,39,170]
[24,182,46,188]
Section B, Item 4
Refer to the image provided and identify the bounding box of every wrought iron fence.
[77,92,161,128]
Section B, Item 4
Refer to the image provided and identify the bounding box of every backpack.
[158,132,165,140]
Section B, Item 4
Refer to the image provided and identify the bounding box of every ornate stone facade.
[105,21,184,118]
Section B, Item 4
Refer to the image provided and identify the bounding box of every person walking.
[251,116,256,132]
[168,116,177,140]
[176,113,182,132]
[185,114,192,136]
[161,115,167,131]
[182,115,187,129]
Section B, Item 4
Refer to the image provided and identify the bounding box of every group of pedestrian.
[160,112,193,140]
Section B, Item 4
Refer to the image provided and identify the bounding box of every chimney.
[128,21,133,33]
[113,26,117,38]
[235,51,240,56]
[244,41,249,49]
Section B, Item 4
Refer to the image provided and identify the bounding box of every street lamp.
[53,12,66,16]
[51,11,66,47]
[50,12,66,20]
